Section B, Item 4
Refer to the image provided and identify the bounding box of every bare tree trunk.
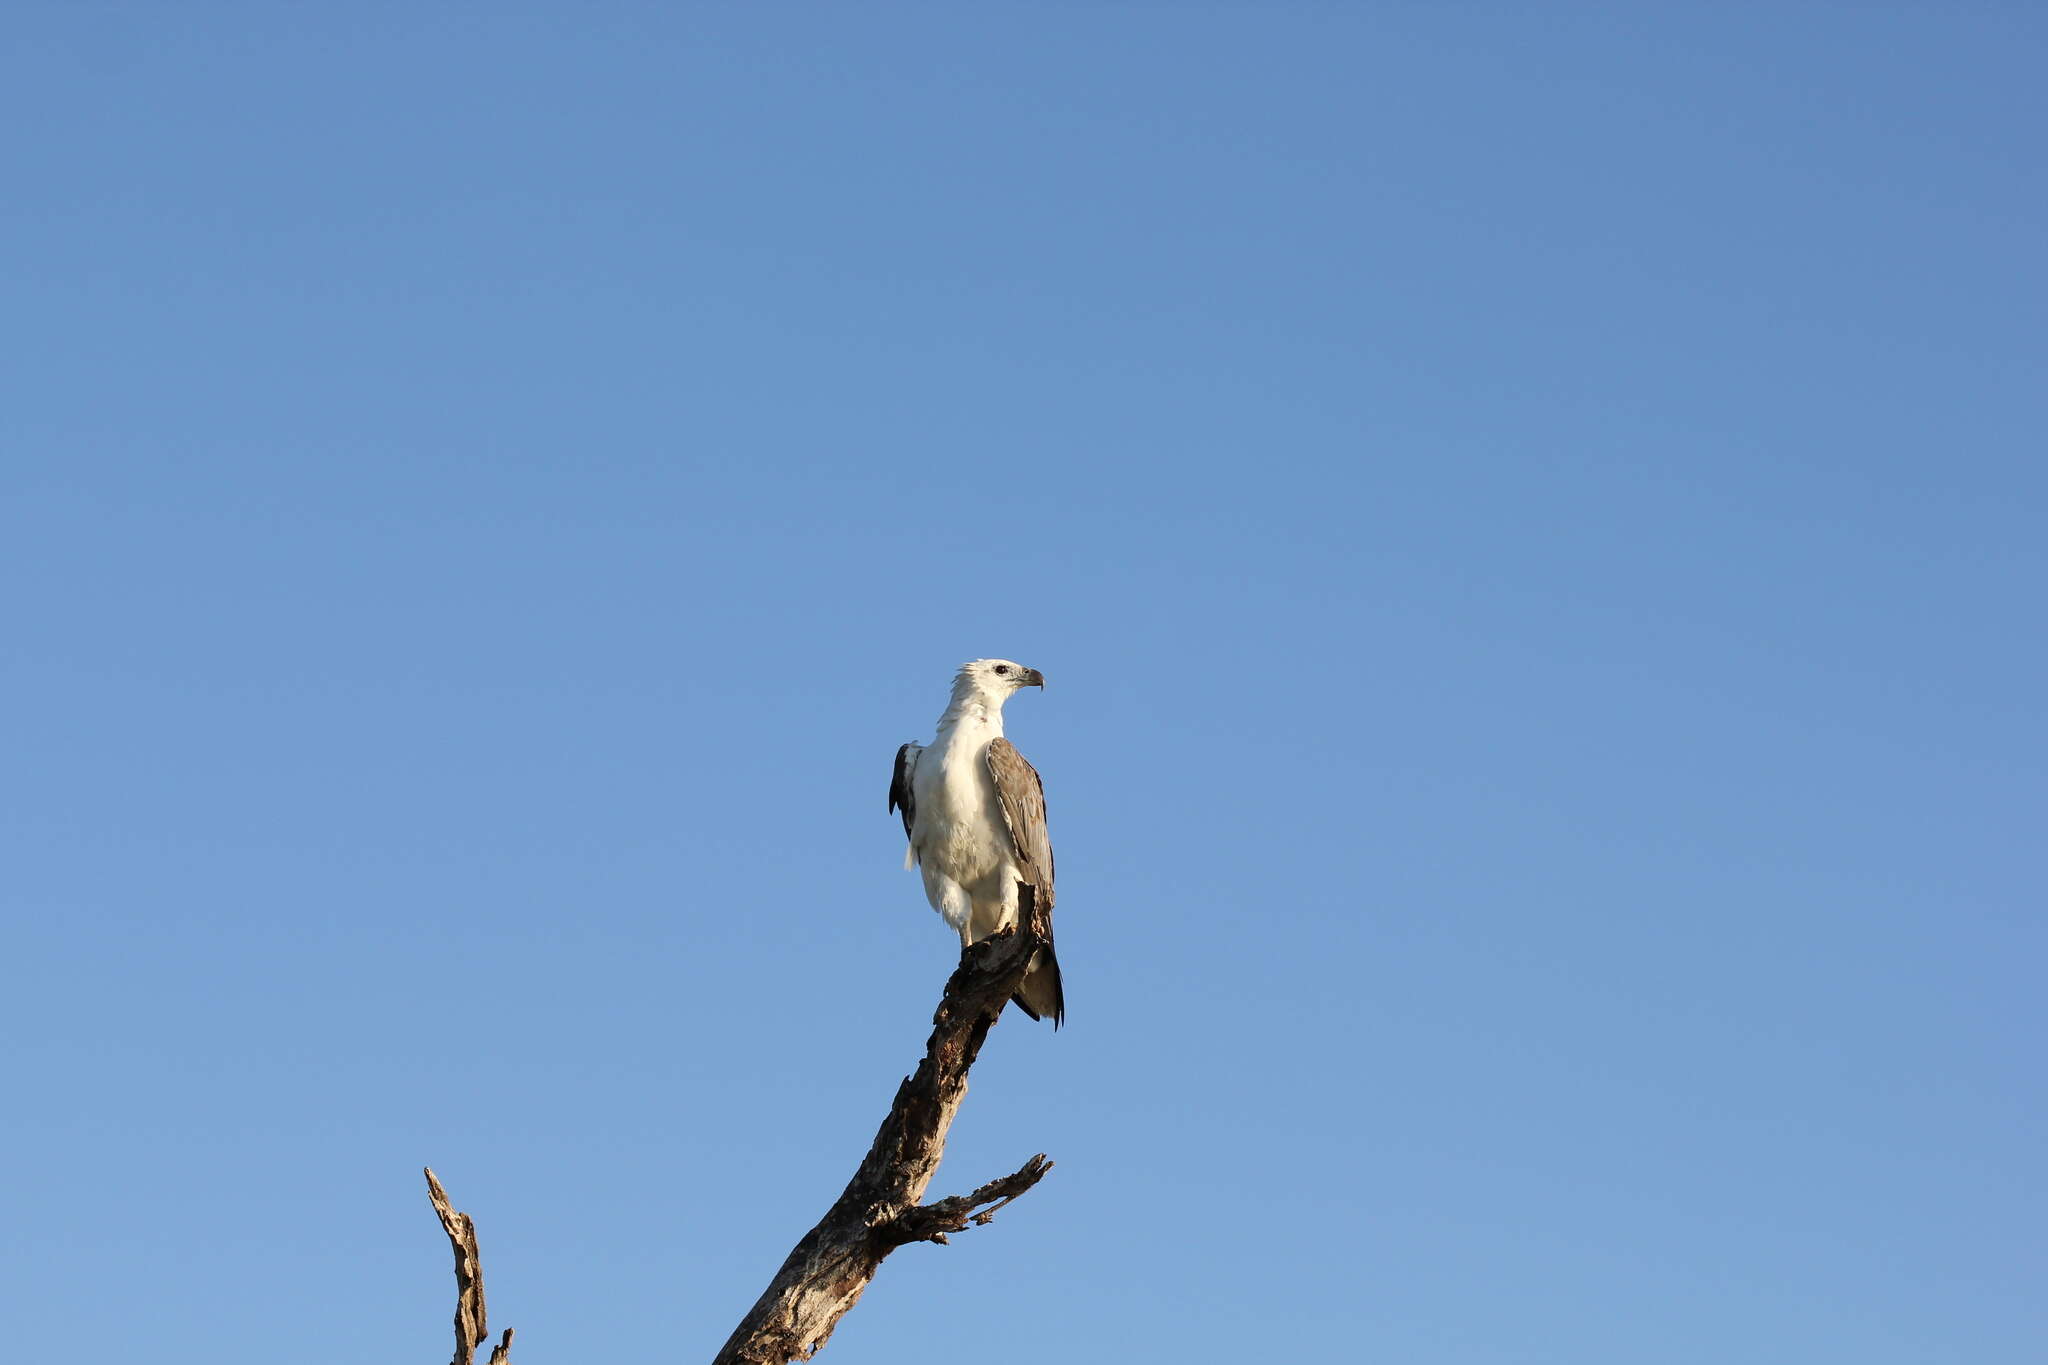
[420,886,1053,1364]
[712,885,1057,1364]
[426,1168,514,1365]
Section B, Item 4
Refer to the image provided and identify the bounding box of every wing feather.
[987,737,1062,1026]
[985,738,1054,899]
[888,742,921,843]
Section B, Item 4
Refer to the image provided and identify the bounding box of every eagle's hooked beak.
[1022,667,1046,690]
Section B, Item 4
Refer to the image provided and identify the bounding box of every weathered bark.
[425,1167,514,1365]
[711,885,1057,1364]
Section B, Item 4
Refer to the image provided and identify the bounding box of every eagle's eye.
[993,664,1011,675]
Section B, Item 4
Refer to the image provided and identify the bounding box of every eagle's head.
[955,658,1046,697]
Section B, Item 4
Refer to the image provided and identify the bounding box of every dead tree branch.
[712,885,1057,1364]
[425,1167,512,1365]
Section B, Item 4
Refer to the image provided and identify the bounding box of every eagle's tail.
[1011,943,1066,1030]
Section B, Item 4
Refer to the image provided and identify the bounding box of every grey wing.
[984,738,1054,898]
[888,742,922,841]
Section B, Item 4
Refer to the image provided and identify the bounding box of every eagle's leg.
[923,866,974,944]
[962,879,1019,946]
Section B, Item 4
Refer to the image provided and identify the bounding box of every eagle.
[888,659,1064,1027]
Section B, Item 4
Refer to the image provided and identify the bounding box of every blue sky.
[4,4,2042,1361]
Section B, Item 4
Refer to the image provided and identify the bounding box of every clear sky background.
[4,4,2042,1362]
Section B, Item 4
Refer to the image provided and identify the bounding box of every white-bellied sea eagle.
[888,659,1064,1027]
